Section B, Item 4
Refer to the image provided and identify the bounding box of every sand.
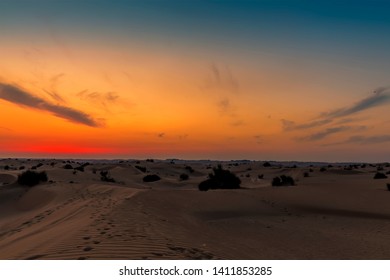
[0,158,389,259]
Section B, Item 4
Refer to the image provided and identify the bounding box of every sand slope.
[0,159,390,259]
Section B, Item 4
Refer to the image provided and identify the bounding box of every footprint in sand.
[83,246,93,252]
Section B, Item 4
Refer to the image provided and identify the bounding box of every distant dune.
[0,158,389,259]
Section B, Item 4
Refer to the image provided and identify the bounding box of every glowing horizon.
[1,0,390,162]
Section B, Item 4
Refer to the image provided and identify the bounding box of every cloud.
[202,64,240,94]
[77,90,119,111]
[300,126,351,141]
[282,88,390,132]
[43,73,66,103]
[0,83,101,127]
[282,118,332,131]
[329,135,390,145]
[320,88,390,119]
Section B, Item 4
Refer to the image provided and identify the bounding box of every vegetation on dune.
[135,165,147,173]
[63,164,73,169]
[179,173,189,181]
[198,165,241,191]
[387,183,390,191]
[374,172,388,179]
[143,174,161,182]
[17,170,48,187]
[272,175,295,187]
[100,171,116,183]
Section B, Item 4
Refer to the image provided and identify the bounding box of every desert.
[1,158,389,260]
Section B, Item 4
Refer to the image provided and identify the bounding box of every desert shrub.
[146,159,154,162]
[63,164,73,169]
[309,168,314,172]
[272,175,295,187]
[198,165,241,191]
[4,165,10,170]
[185,166,194,173]
[320,167,327,172]
[387,183,390,191]
[263,162,271,167]
[179,173,189,181]
[100,171,116,182]
[135,165,147,173]
[36,163,43,168]
[304,172,309,178]
[74,166,84,172]
[246,174,251,178]
[19,166,25,170]
[386,171,390,175]
[374,172,387,179]
[17,170,48,187]
[143,174,161,182]
[258,174,264,179]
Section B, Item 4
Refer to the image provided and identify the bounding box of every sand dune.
[0,159,390,259]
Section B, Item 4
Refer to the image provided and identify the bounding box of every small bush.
[143,174,161,182]
[198,165,241,191]
[258,174,264,179]
[17,170,48,187]
[74,166,85,172]
[179,173,189,181]
[272,175,295,187]
[63,164,73,169]
[320,167,327,172]
[19,166,25,170]
[387,183,390,191]
[4,165,10,170]
[100,171,116,182]
[304,172,309,178]
[135,166,147,173]
[263,162,271,167]
[185,166,194,173]
[374,172,387,179]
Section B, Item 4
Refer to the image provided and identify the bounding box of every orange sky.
[1,1,390,162]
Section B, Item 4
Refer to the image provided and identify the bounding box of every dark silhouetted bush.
[100,171,116,182]
[198,165,241,191]
[74,166,85,172]
[19,166,25,170]
[36,163,43,168]
[146,159,154,162]
[143,174,161,182]
[185,166,194,173]
[263,162,271,167]
[320,167,327,172]
[374,172,387,179]
[179,173,189,181]
[4,165,10,170]
[135,165,147,173]
[258,174,264,179]
[272,175,295,187]
[304,172,309,178]
[387,183,390,191]
[63,164,73,169]
[17,170,48,187]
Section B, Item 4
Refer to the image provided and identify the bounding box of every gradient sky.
[1,0,390,162]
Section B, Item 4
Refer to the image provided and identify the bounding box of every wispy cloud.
[320,88,390,119]
[43,73,66,103]
[300,126,351,141]
[77,90,119,111]
[0,83,101,127]
[201,63,240,94]
[282,88,390,132]
[282,118,332,131]
[326,135,390,146]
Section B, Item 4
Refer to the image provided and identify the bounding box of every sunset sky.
[1,0,390,162]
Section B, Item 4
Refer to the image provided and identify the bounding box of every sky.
[1,0,390,162]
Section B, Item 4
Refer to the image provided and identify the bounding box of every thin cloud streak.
[300,126,351,141]
[0,83,101,127]
[282,88,390,132]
